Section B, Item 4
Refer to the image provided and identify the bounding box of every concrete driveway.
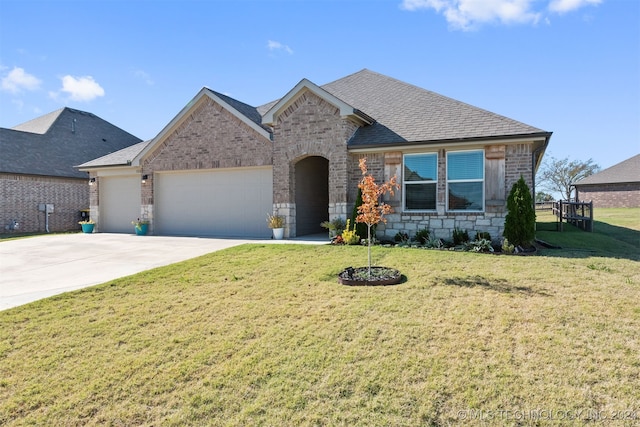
[0,233,326,311]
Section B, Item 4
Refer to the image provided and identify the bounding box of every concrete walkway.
[0,233,327,311]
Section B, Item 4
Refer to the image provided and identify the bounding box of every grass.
[1,212,639,425]
[536,207,639,259]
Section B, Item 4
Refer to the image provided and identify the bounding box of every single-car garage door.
[155,167,273,238]
[99,175,141,233]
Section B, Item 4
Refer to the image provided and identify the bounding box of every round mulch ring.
[338,266,403,286]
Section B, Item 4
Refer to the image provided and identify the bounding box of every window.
[403,153,437,211]
[447,150,484,211]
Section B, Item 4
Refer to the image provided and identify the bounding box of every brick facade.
[129,95,273,230]
[576,183,640,208]
[345,143,535,242]
[83,83,542,241]
[272,90,359,237]
[1,173,88,233]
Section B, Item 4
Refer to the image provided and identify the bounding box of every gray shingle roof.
[0,108,142,178]
[10,108,65,134]
[319,69,549,146]
[78,140,152,168]
[206,88,271,133]
[79,69,551,169]
[575,154,640,185]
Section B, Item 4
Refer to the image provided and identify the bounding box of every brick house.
[574,154,640,208]
[79,69,552,240]
[0,108,141,233]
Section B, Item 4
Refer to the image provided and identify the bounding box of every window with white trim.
[447,150,484,211]
[403,153,437,211]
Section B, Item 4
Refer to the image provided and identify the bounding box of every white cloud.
[401,0,600,30]
[548,0,601,14]
[267,40,293,55]
[59,75,105,102]
[133,69,154,85]
[1,67,42,93]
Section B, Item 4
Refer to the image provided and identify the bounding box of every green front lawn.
[1,214,639,426]
[536,208,639,259]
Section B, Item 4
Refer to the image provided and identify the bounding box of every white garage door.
[155,167,273,238]
[99,175,141,233]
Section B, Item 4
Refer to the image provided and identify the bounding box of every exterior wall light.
[142,174,149,184]
[89,177,96,185]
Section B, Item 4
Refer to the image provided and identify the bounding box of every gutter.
[348,132,553,153]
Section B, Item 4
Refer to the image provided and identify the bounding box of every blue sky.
[1,0,638,170]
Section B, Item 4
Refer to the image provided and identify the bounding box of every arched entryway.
[295,156,329,236]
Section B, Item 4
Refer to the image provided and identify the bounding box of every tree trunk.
[367,224,372,279]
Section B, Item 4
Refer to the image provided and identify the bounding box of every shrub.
[475,231,491,241]
[414,228,431,245]
[394,231,409,243]
[502,238,515,254]
[452,228,469,245]
[425,236,444,249]
[321,217,346,237]
[504,176,536,247]
[341,219,361,245]
[464,239,494,253]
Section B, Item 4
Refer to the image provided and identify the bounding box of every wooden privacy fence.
[552,200,594,232]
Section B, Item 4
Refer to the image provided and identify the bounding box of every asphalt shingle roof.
[0,108,142,178]
[10,108,65,134]
[206,88,272,133]
[318,69,549,146]
[79,69,550,168]
[78,140,152,168]
[575,154,640,185]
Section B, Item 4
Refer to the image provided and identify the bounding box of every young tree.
[504,176,536,248]
[356,158,399,277]
[537,156,600,200]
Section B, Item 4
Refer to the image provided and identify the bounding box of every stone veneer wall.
[1,173,88,233]
[272,90,359,237]
[576,183,640,208]
[346,143,535,243]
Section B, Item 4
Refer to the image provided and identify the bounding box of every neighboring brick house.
[0,108,141,233]
[79,69,552,240]
[574,154,640,208]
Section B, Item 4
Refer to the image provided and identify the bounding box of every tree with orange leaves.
[356,158,399,277]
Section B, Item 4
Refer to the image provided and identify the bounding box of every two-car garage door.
[154,167,273,238]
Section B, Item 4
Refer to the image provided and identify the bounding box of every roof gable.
[130,88,272,166]
[576,154,640,185]
[261,78,374,126]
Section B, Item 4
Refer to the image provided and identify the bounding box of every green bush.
[504,176,536,247]
[394,231,409,243]
[475,231,491,241]
[414,228,431,245]
[464,238,494,253]
[452,228,469,245]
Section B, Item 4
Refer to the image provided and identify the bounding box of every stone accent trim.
[273,203,294,238]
